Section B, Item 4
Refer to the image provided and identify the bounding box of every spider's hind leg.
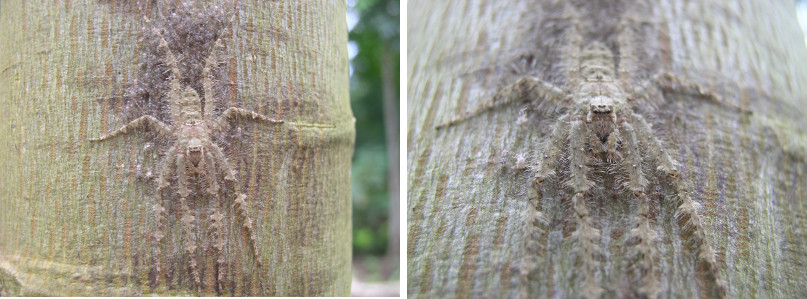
[630,113,726,298]
[518,115,569,298]
[176,154,202,293]
[152,145,177,289]
[203,151,226,294]
[621,122,660,299]
[566,120,602,299]
[209,143,264,293]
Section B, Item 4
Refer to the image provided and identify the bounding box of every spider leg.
[621,122,660,299]
[175,146,191,199]
[561,4,582,88]
[203,150,226,293]
[209,107,284,135]
[567,120,602,299]
[633,72,750,114]
[630,113,727,297]
[203,151,221,196]
[202,38,226,119]
[209,200,226,294]
[605,125,622,163]
[147,19,185,125]
[532,115,570,184]
[176,153,202,293]
[620,123,649,193]
[153,145,176,288]
[435,77,567,130]
[209,143,263,270]
[90,115,173,142]
[629,114,677,174]
[518,115,570,298]
[208,143,236,182]
[153,28,182,91]
[201,15,238,118]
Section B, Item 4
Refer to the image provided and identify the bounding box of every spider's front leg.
[435,77,567,130]
[630,113,727,298]
[151,26,183,100]
[567,120,603,299]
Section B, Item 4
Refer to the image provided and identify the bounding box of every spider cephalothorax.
[436,38,729,298]
[92,18,280,294]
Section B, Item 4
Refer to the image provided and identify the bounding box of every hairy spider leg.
[207,143,264,293]
[201,149,225,294]
[90,115,173,142]
[533,115,570,183]
[517,115,571,298]
[202,150,221,195]
[620,121,661,299]
[207,143,262,267]
[153,145,177,288]
[567,120,603,299]
[560,5,582,88]
[435,77,567,130]
[200,20,285,135]
[208,194,227,294]
[615,7,653,89]
[209,107,284,135]
[209,200,226,294]
[632,73,750,115]
[176,153,202,293]
[202,38,224,119]
[631,113,726,298]
[201,18,231,119]
[151,26,185,125]
[210,106,336,134]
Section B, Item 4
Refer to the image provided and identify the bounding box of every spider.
[92,18,275,293]
[436,41,733,298]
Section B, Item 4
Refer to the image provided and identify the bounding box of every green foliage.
[349,0,399,256]
[352,145,390,254]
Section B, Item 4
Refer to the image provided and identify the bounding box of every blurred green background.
[348,0,400,287]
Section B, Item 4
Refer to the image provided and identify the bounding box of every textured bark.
[0,1,353,296]
[408,0,807,298]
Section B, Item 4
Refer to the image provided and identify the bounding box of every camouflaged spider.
[436,42,731,298]
[91,18,271,293]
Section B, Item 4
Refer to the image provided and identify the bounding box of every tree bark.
[0,1,353,296]
[407,0,807,298]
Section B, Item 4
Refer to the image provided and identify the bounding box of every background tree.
[0,1,353,296]
[408,0,807,298]
[349,0,400,282]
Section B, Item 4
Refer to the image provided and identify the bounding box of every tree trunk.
[407,0,807,298]
[0,1,353,296]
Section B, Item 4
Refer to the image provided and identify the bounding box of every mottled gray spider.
[437,41,731,299]
[91,17,272,293]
